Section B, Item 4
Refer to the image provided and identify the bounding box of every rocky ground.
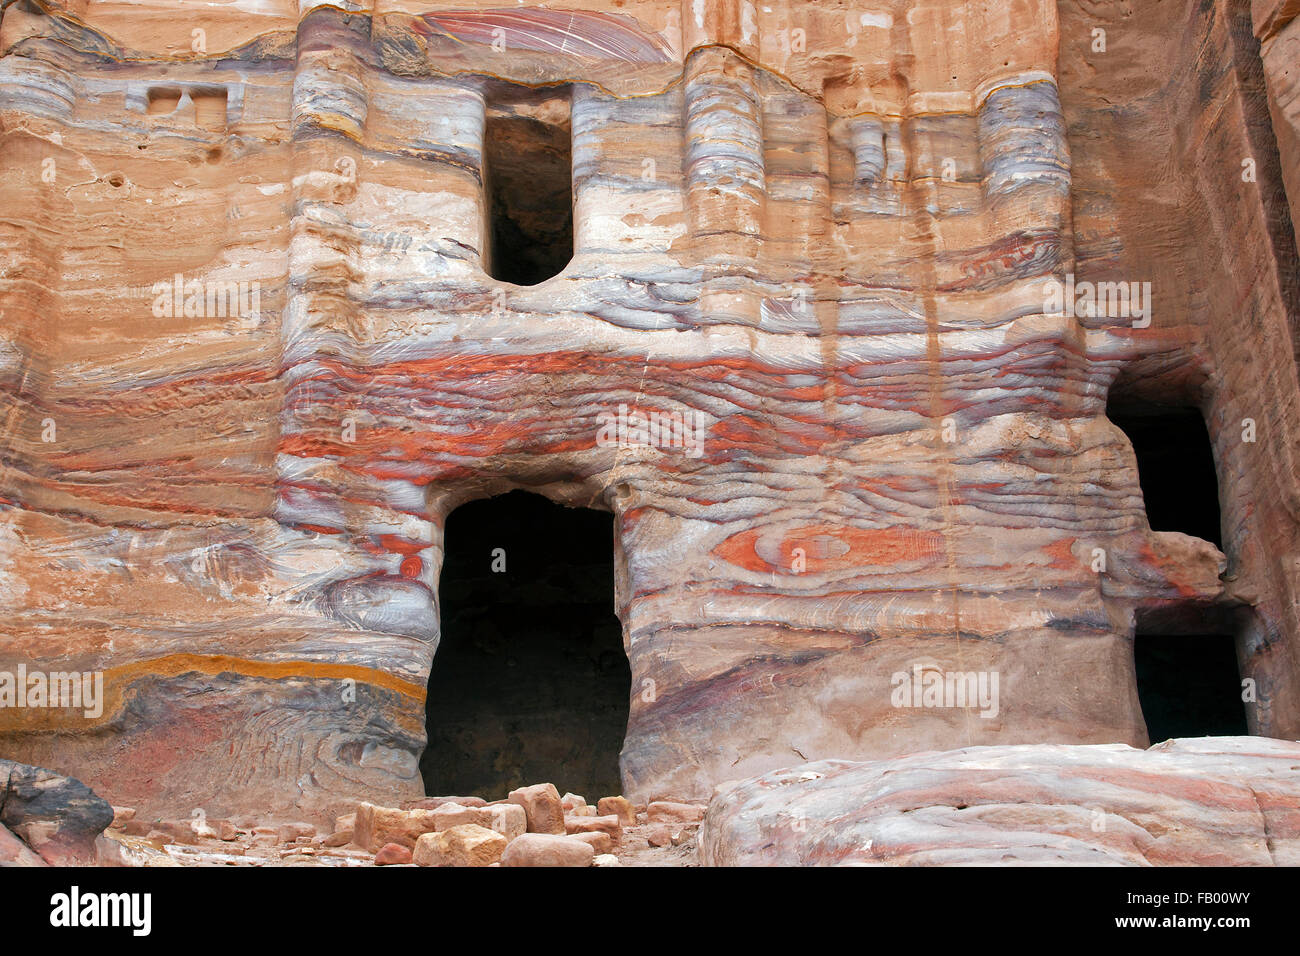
[96,785,702,867]
[10,738,1299,867]
[701,737,1300,866]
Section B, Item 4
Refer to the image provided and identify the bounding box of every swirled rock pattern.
[0,0,1297,826]
[700,737,1300,865]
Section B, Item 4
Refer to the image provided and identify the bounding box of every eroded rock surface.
[0,759,114,865]
[0,0,1296,831]
[700,737,1300,866]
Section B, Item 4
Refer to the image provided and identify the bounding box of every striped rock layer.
[699,737,1300,865]
[0,0,1297,824]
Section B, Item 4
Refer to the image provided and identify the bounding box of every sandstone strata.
[700,737,1300,866]
[0,0,1296,839]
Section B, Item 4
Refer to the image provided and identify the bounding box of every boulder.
[413,824,507,867]
[0,759,114,865]
[565,814,622,843]
[485,803,527,841]
[401,796,487,811]
[353,802,441,852]
[429,803,491,830]
[375,842,413,865]
[566,830,614,854]
[507,783,566,835]
[597,796,637,828]
[499,833,594,867]
[645,824,680,847]
[109,806,136,828]
[0,822,47,866]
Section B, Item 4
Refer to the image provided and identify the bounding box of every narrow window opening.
[1134,629,1248,742]
[483,85,573,286]
[421,490,629,799]
[1106,400,1222,547]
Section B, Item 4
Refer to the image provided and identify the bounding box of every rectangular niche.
[191,87,228,132]
[482,83,573,286]
[1134,625,1248,743]
[144,85,227,132]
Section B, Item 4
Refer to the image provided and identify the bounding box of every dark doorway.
[1107,402,1222,547]
[483,85,573,285]
[421,491,629,799]
[1134,631,1248,741]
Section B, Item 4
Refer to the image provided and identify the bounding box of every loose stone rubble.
[95,781,705,867]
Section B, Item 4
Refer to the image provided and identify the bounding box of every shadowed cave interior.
[483,85,573,286]
[1135,633,1248,742]
[420,491,630,799]
[1106,402,1222,548]
[1108,400,1247,740]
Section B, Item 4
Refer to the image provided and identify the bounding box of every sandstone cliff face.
[1255,1,1300,249]
[0,0,1296,825]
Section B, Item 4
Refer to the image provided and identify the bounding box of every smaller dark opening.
[1107,401,1222,547]
[483,85,573,286]
[1134,631,1247,741]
